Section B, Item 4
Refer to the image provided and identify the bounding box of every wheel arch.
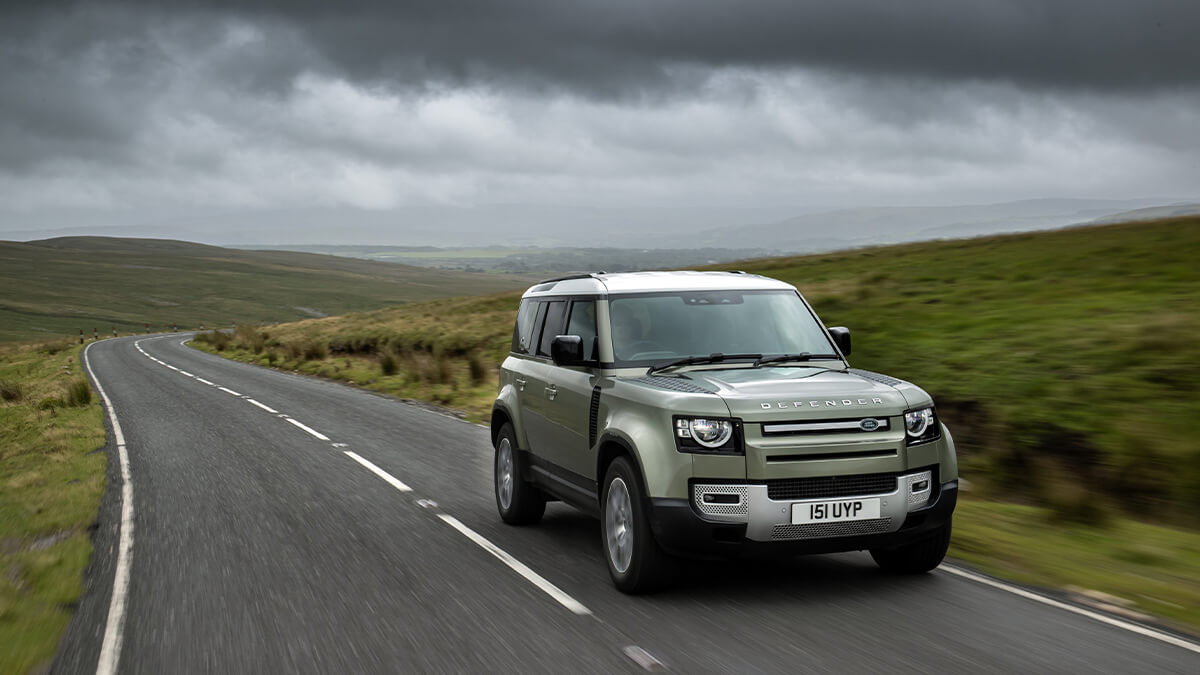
[596,431,649,497]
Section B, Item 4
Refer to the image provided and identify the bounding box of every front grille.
[761,417,890,436]
[771,517,893,540]
[765,472,897,501]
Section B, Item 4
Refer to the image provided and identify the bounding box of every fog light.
[912,480,929,492]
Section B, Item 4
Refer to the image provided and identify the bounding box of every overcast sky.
[2,0,1198,240]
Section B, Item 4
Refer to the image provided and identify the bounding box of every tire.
[870,519,952,574]
[601,457,674,593]
[494,423,546,525]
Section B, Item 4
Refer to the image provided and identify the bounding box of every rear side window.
[566,300,597,361]
[536,301,567,357]
[512,299,539,354]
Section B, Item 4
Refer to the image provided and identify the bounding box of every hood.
[682,366,917,419]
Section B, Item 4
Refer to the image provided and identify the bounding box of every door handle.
[544,384,558,400]
[514,377,527,391]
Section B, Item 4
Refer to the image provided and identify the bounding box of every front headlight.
[904,407,940,445]
[674,417,742,454]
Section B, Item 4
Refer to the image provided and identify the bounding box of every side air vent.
[588,386,601,448]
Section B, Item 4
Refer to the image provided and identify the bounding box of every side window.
[566,300,597,361]
[511,299,539,354]
[536,301,567,358]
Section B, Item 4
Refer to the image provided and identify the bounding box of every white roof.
[521,270,795,297]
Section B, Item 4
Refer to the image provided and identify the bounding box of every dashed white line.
[623,646,666,672]
[344,451,412,492]
[246,399,279,414]
[218,387,242,396]
[178,371,194,377]
[165,365,179,371]
[195,378,215,386]
[437,514,592,616]
[286,417,331,441]
[940,565,1200,655]
[84,341,134,675]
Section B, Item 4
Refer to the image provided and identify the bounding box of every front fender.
[601,407,693,500]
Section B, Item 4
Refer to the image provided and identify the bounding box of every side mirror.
[828,326,851,356]
[551,335,586,366]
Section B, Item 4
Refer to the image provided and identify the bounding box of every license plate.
[792,498,880,524]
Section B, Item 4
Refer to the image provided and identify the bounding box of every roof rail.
[536,271,608,284]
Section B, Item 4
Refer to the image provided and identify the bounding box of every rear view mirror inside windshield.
[682,292,744,305]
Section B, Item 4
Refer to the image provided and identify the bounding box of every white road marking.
[246,399,279,414]
[165,365,178,371]
[940,565,1200,655]
[437,514,592,617]
[344,451,412,492]
[286,418,331,441]
[623,646,666,671]
[84,341,134,675]
[195,378,215,386]
[178,371,194,377]
[218,387,242,396]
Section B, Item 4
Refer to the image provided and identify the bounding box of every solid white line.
[246,399,279,414]
[218,387,242,396]
[437,514,592,616]
[940,565,1200,655]
[83,341,134,675]
[286,418,330,441]
[195,378,215,386]
[344,451,412,492]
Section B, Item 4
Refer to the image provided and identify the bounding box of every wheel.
[870,520,952,574]
[494,423,545,525]
[601,457,674,593]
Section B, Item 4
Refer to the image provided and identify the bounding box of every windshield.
[608,290,840,366]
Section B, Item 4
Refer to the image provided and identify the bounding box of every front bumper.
[648,473,957,559]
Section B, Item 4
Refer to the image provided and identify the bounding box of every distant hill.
[685,198,1190,252]
[1087,202,1200,225]
[0,236,532,341]
[5,198,1195,251]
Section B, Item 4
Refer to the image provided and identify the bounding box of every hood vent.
[630,376,712,394]
[847,368,905,387]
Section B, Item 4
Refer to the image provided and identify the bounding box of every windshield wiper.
[753,353,842,368]
[646,353,762,375]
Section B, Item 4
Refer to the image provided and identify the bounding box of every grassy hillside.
[0,237,531,342]
[195,216,1200,525]
[0,342,106,673]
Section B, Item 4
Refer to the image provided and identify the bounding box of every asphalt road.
[54,334,1200,674]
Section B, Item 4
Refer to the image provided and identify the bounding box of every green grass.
[194,216,1200,633]
[0,341,107,674]
[952,498,1200,634]
[194,217,1200,525]
[744,217,1200,525]
[0,236,532,342]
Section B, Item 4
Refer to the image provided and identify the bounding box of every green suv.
[491,271,958,593]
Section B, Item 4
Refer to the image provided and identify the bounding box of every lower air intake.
[771,517,893,540]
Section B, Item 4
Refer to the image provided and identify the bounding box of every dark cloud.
[158,0,1200,96]
[0,0,1197,226]
[7,1,1200,101]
